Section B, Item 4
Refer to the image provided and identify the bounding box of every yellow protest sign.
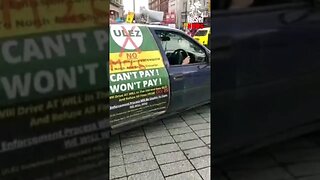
[126,12,135,23]
[109,51,165,74]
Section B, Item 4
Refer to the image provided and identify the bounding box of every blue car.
[109,24,211,134]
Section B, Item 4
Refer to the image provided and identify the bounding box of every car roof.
[110,23,181,31]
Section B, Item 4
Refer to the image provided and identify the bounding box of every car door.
[150,28,211,113]
[214,0,320,158]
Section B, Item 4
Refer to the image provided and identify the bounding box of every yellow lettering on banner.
[109,50,165,74]
[0,0,105,38]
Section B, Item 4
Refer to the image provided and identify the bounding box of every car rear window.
[195,30,208,36]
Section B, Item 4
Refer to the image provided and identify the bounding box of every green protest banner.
[109,24,170,128]
[0,28,107,106]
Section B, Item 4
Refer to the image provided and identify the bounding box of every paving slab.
[125,159,159,175]
[123,150,154,164]
[190,155,211,169]
[173,132,199,142]
[110,165,126,179]
[165,170,202,180]
[178,139,206,150]
[160,160,194,177]
[184,146,211,159]
[151,143,180,155]
[155,151,187,165]
[148,136,175,147]
[122,142,150,155]
[128,169,165,180]
[198,167,211,180]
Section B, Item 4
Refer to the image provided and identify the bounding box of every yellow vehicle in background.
[193,27,211,47]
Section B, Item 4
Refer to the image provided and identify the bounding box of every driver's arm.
[182,56,190,65]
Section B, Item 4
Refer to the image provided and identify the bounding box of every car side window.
[155,30,207,66]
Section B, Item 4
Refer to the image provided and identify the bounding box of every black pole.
[185,2,187,26]
[185,2,187,21]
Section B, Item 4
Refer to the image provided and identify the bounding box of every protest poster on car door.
[0,1,109,179]
[109,24,170,128]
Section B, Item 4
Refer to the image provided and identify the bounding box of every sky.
[123,0,148,14]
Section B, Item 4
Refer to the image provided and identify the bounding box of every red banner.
[164,12,176,24]
[187,23,204,29]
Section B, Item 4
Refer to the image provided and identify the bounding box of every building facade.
[149,0,161,11]
[149,0,169,12]
[183,0,210,26]
[168,0,176,13]
[110,0,124,20]
[149,0,209,28]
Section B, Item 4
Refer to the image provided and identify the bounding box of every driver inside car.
[182,55,190,65]
[167,48,192,65]
[156,31,193,65]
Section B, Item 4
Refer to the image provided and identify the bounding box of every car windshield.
[195,30,208,36]
[161,35,191,51]
[157,32,205,56]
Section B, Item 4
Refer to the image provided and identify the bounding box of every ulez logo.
[110,25,143,50]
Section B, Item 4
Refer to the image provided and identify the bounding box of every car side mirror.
[161,36,170,41]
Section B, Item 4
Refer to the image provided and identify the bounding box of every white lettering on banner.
[0,63,99,100]
[56,68,77,91]
[187,16,204,23]
[0,30,107,101]
[138,69,155,78]
[34,71,55,94]
[110,78,163,94]
[2,41,20,64]
[71,33,87,54]
[94,30,108,51]
[109,69,161,94]
[42,35,66,59]
[110,25,143,50]
[1,32,88,64]
[109,94,168,110]
[24,38,45,61]
[110,82,140,94]
[109,70,157,83]
[84,63,98,85]
[142,79,158,88]
[110,72,138,82]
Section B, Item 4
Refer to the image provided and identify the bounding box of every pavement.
[109,104,211,180]
[216,131,320,180]
[109,103,320,180]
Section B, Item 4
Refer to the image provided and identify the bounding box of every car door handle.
[173,74,184,80]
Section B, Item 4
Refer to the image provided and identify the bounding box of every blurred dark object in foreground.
[0,1,109,179]
[215,130,320,180]
[212,0,320,162]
